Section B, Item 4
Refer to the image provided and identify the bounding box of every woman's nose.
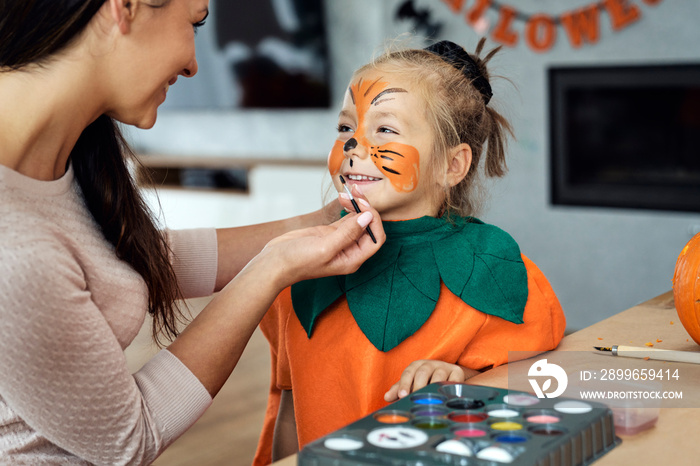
[181,57,199,78]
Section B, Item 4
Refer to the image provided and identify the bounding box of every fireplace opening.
[549,64,700,213]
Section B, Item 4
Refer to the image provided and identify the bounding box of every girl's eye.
[337,124,354,133]
[378,126,397,134]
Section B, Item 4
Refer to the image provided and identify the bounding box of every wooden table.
[273,291,700,465]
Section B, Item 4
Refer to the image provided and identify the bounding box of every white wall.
[132,0,700,331]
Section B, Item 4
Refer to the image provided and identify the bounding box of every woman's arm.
[168,206,384,397]
[214,201,341,291]
[272,390,298,461]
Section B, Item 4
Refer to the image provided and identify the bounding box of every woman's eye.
[193,20,206,34]
[337,124,354,133]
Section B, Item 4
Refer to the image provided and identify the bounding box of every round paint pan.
[434,438,475,456]
[489,421,524,432]
[523,409,561,425]
[410,393,446,406]
[452,423,489,438]
[410,405,448,418]
[485,404,520,419]
[323,435,364,451]
[529,424,568,436]
[412,416,450,430]
[553,400,593,414]
[475,444,518,463]
[366,426,429,449]
[445,398,485,410]
[448,410,488,423]
[503,393,540,407]
[373,410,412,424]
[438,383,500,401]
[491,432,530,444]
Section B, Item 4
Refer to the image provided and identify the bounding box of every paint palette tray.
[298,383,620,465]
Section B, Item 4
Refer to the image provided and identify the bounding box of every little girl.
[253,39,566,464]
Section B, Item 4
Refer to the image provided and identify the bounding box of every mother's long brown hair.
[1,0,185,344]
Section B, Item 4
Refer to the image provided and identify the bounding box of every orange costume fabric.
[253,255,565,465]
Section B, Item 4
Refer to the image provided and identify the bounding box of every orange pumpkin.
[672,232,700,345]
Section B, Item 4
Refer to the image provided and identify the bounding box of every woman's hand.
[384,360,479,402]
[258,198,385,291]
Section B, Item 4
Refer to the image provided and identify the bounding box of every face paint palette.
[298,383,620,465]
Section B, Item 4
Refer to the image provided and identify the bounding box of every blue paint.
[413,398,443,405]
[494,434,528,444]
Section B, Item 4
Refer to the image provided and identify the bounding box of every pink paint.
[526,414,560,424]
[454,428,487,438]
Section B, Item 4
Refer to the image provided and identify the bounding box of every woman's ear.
[109,0,138,34]
[444,143,472,188]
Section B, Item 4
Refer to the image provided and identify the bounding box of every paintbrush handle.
[617,345,700,364]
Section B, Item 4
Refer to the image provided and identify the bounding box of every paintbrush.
[339,175,377,244]
[594,345,700,364]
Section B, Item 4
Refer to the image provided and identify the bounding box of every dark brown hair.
[356,38,513,217]
[1,0,185,345]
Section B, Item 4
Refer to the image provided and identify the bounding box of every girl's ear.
[444,143,472,188]
[109,0,138,34]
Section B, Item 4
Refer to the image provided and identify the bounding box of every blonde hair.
[354,38,512,217]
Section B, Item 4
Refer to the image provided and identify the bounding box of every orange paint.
[375,413,410,424]
[328,77,420,193]
[560,5,601,48]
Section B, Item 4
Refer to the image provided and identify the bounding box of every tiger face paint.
[328,77,420,192]
[329,69,442,220]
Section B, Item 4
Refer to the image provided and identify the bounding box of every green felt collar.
[291,215,528,352]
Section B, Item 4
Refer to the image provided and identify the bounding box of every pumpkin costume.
[253,216,566,465]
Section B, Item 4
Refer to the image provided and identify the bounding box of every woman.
[0,0,384,464]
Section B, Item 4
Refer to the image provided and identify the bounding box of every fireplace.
[549,64,700,213]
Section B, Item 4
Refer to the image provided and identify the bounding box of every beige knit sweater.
[0,163,218,465]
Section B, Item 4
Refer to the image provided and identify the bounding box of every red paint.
[448,412,488,423]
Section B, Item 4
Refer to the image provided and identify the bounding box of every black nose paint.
[344,138,358,152]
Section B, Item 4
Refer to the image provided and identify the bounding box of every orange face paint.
[328,77,420,193]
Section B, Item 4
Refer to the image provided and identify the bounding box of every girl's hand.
[384,360,478,402]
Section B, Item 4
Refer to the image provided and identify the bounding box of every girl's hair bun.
[423,40,493,105]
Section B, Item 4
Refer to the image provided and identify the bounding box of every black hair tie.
[424,40,493,105]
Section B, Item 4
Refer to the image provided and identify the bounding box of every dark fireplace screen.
[549,64,700,213]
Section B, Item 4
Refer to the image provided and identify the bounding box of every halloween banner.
[439,0,662,53]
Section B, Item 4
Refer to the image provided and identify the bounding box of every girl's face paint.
[328,70,442,220]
